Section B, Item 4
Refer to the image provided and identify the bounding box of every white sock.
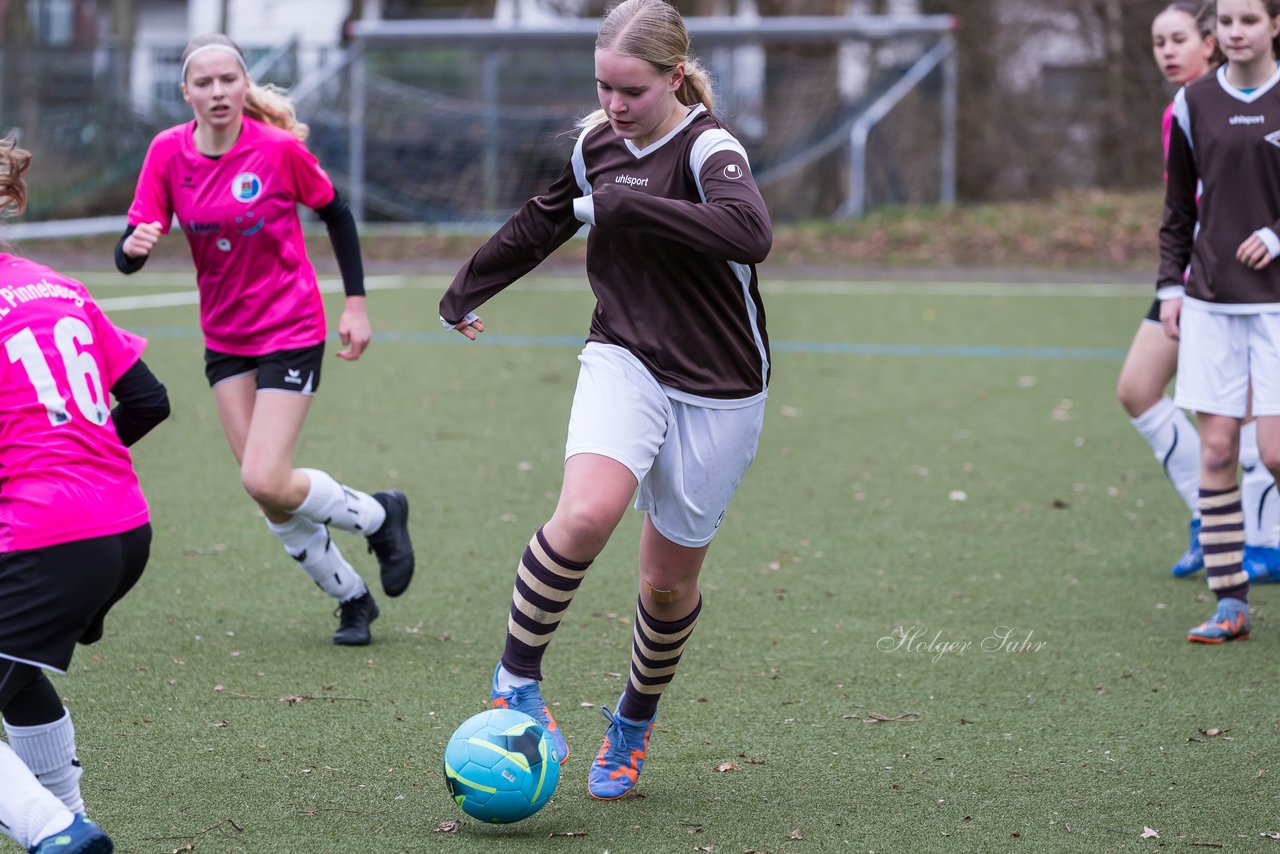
[1239,421,1280,548]
[291,469,387,536]
[266,516,367,602]
[495,664,536,692]
[0,741,73,850]
[1132,397,1201,516]
[3,710,82,815]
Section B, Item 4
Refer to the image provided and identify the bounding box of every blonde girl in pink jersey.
[1,136,170,853]
[116,34,415,646]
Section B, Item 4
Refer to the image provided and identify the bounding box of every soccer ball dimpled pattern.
[443,708,561,823]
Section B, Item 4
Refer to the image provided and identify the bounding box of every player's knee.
[240,466,290,510]
[642,579,679,605]
[1201,436,1238,475]
[1259,446,1280,474]
[552,502,618,554]
[1115,373,1158,418]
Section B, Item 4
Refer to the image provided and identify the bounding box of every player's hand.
[1159,297,1182,341]
[453,314,485,341]
[1237,234,1274,270]
[337,296,371,361]
[122,221,163,258]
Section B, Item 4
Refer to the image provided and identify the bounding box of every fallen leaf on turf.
[695,847,715,852]
[1198,727,1229,737]
[714,760,740,772]
[1141,826,1160,839]
[843,711,924,723]
[789,828,804,840]
[1261,831,1280,840]
[549,831,587,837]
[434,820,461,833]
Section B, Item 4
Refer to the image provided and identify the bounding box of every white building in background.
[128,0,361,114]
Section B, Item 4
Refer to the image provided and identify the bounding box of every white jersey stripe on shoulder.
[689,129,750,203]
[1173,86,1192,153]
[572,125,592,197]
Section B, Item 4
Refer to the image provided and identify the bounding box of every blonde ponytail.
[246,82,309,142]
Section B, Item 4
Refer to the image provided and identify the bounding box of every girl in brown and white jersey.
[440,0,772,801]
[1158,0,1280,642]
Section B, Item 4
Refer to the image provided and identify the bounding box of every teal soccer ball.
[443,708,561,823]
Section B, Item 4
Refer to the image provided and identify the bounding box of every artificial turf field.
[30,268,1279,853]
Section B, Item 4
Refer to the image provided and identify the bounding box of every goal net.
[298,14,956,224]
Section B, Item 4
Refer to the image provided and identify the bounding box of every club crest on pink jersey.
[231,172,263,202]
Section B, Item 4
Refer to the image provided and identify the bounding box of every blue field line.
[127,327,1126,361]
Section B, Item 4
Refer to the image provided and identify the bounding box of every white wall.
[189,0,348,48]
[130,0,360,112]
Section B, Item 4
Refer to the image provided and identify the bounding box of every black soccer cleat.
[367,490,415,597]
[333,591,380,646]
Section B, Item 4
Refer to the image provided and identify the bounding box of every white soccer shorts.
[565,342,765,547]
[1176,300,1280,417]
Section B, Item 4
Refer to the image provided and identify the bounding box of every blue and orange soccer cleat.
[490,664,568,764]
[29,814,113,854]
[1187,598,1250,644]
[1171,518,1204,578]
[1243,544,1280,584]
[588,701,656,800]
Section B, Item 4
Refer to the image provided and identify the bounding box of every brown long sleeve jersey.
[1160,65,1280,305]
[440,106,773,401]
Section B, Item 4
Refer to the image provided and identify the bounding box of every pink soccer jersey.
[128,117,335,356]
[0,255,150,551]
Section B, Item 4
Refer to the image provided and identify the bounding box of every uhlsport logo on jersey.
[722,164,745,180]
[231,172,263,203]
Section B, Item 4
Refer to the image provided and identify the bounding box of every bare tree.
[918,0,1168,200]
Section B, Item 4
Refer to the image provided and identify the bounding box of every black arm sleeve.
[315,190,365,297]
[114,225,148,275]
[110,359,170,447]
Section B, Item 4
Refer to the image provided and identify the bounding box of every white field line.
[94,274,1150,313]
[96,275,410,312]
